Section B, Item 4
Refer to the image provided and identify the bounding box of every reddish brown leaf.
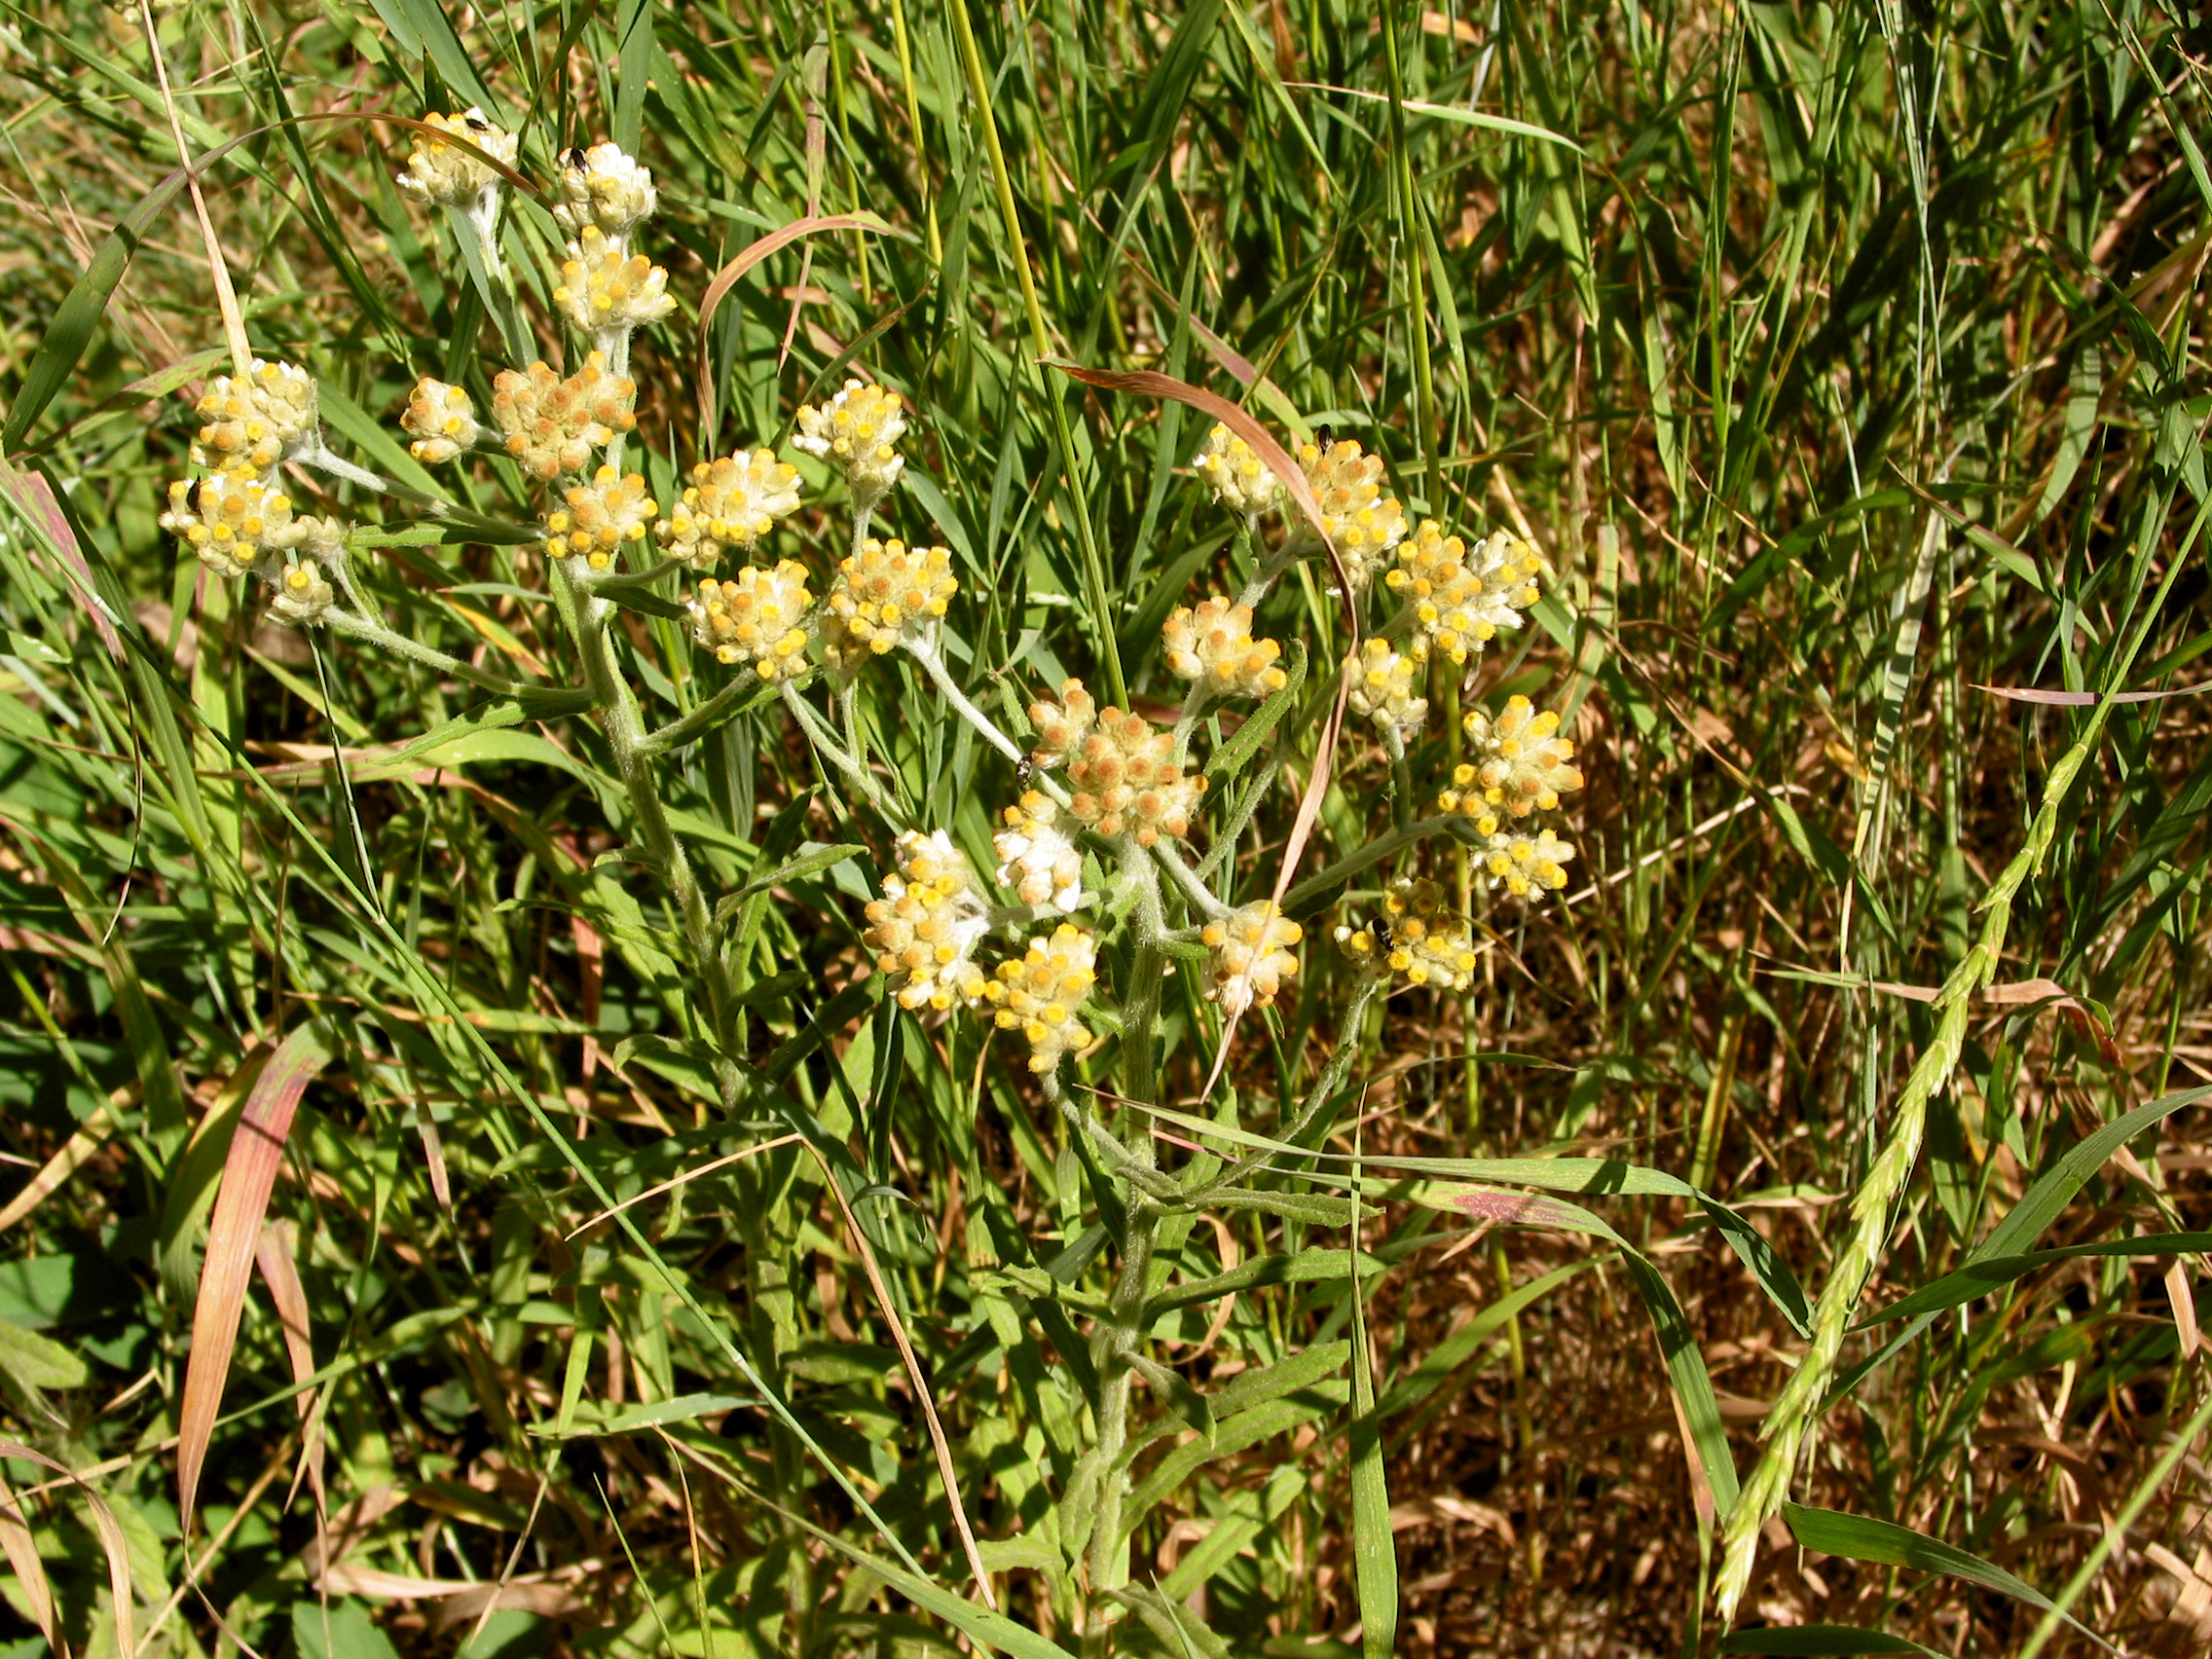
[692,213,911,442]
[1,461,125,661]
[254,1218,325,1511]
[1973,680,2212,705]
[0,1439,138,1656]
[0,1459,55,1651]
[177,1024,330,1530]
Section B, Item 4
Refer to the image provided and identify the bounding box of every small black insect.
[465,113,493,132]
[563,147,589,169]
[1369,915,1392,955]
[1313,423,1335,451]
[1014,756,1036,788]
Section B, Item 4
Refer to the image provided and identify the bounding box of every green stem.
[908,637,1025,765]
[322,608,542,697]
[780,678,900,817]
[1150,838,1229,918]
[640,668,763,756]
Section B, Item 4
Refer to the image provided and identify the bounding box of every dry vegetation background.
[1,0,2211,1656]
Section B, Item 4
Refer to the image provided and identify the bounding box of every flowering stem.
[779,680,900,817]
[1383,726,1415,831]
[565,579,744,1107]
[294,439,395,497]
[322,608,543,697]
[639,668,763,756]
[1149,839,1229,919]
[906,638,1025,765]
[1234,538,1298,612]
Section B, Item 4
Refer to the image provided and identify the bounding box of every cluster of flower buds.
[1029,681,1204,847]
[554,225,677,335]
[191,360,318,471]
[689,563,813,680]
[794,381,907,506]
[1163,597,1288,701]
[553,143,657,242]
[982,925,1099,1074]
[394,108,517,210]
[1346,638,1427,744]
[487,355,638,480]
[825,539,957,657]
[1384,522,1541,667]
[1432,694,1582,902]
[863,832,994,1012]
[401,378,485,465]
[540,466,656,571]
[994,793,1088,913]
[656,451,803,569]
[1301,436,1407,590]
[1192,423,1284,517]
[1336,878,1480,991]
[1202,901,1303,1015]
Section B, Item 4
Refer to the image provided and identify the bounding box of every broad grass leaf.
[1346,1180,1397,1659]
[1782,1503,2117,1654]
[1292,84,1587,152]
[178,1024,331,1527]
[1860,1232,2212,1325]
[0,1457,56,1650]
[253,1220,323,1509]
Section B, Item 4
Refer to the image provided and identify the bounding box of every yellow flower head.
[1064,706,1204,848]
[1382,877,1480,990]
[192,359,318,473]
[826,538,957,655]
[1346,638,1427,742]
[395,109,517,208]
[553,142,657,240]
[269,557,336,626]
[863,830,992,1012]
[490,354,637,480]
[1162,597,1288,700]
[1479,827,1576,902]
[400,377,484,465]
[1192,423,1283,517]
[690,562,814,680]
[793,380,907,502]
[994,792,1087,912]
[982,923,1099,1073]
[1461,695,1583,817]
[1299,436,1407,589]
[553,225,677,333]
[161,468,303,577]
[1027,678,1099,770]
[656,451,803,570]
[1200,901,1302,1015]
[541,466,656,571]
[1384,522,1541,666]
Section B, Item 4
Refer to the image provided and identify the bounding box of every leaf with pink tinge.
[178,1023,331,1530]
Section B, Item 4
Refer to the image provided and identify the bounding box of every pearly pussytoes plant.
[157,112,1594,1649]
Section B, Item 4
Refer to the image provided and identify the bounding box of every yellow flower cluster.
[1201,901,1302,1015]
[1028,678,1098,768]
[689,563,813,680]
[1460,695,1583,817]
[490,354,637,480]
[825,539,957,655]
[1384,522,1542,666]
[862,830,991,1012]
[982,924,1098,1074]
[269,558,336,626]
[793,380,907,501]
[394,109,517,208]
[161,470,304,576]
[1065,706,1204,847]
[541,467,656,571]
[553,225,677,332]
[1162,597,1288,700]
[1192,423,1283,516]
[1476,827,1576,900]
[1346,638,1427,741]
[1336,878,1480,991]
[1300,436,1407,589]
[192,360,317,471]
[656,451,803,569]
[553,142,657,240]
[994,792,1087,913]
[401,378,484,465]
